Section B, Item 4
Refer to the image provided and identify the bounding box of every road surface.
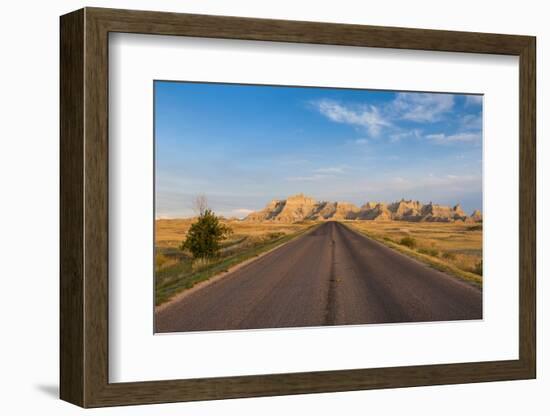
[155,222,482,332]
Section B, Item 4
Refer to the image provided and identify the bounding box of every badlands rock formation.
[245,194,482,223]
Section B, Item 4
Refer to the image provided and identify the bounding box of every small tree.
[181,209,232,258]
[192,194,209,216]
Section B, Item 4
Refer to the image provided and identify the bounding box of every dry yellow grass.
[156,219,482,276]
[155,218,311,249]
[155,218,195,249]
[155,218,313,273]
[344,220,482,284]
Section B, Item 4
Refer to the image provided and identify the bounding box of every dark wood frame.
[60,7,536,408]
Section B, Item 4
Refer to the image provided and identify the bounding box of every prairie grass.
[191,257,217,272]
[418,247,439,257]
[345,220,482,287]
[399,236,417,249]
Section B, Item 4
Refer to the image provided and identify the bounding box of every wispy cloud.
[392,93,454,122]
[313,99,390,136]
[313,93,457,142]
[423,110,481,145]
[426,132,481,143]
[389,129,422,142]
[287,166,346,182]
[285,174,331,182]
[461,114,482,131]
[314,166,345,174]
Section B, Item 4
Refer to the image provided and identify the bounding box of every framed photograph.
[60,7,536,408]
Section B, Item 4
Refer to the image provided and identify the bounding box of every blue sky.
[155,81,482,218]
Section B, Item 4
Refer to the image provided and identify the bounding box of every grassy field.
[344,221,483,287]
[155,219,316,305]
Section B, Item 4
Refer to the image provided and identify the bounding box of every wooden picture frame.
[60,7,536,408]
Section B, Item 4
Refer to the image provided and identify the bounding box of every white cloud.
[461,114,482,131]
[314,166,345,174]
[392,93,454,122]
[426,133,445,141]
[287,166,346,182]
[465,95,483,106]
[228,208,256,219]
[314,99,390,136]
[312,93,481,146]
[285,174,330,182]
[389,129,422,142]
[427,132,481,143]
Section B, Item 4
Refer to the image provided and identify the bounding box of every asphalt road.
[155,222,482,332]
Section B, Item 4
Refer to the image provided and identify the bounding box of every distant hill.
[245,194,482,223]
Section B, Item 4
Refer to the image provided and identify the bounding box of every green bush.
[180,209,232,259]
[399,236,417,249]
[267,232,285,240]
[418,247,439,257]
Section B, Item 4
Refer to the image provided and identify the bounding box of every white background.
[110,34,519,382]
[0,0,546,415]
